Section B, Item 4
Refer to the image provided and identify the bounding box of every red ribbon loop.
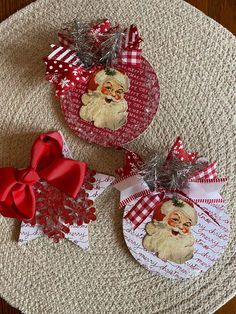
[0,132,86,220]
[18,168,40,185]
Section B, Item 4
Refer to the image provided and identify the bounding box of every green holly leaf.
[105,68,116,76]
[172,197,184,207]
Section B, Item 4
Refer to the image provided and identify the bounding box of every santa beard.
[143,220,195,264]
[79,90,128,131]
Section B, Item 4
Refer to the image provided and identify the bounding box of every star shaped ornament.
[18,132,114,250]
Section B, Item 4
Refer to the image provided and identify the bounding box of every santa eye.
[172,218,179,222]
[184,222,191,227]
[105,86,111,90]
[116,89,123,94]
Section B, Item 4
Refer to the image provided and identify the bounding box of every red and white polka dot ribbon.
[44,44,92,96]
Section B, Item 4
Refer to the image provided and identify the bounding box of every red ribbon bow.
[0,132,86,220]
[115,137,220,229]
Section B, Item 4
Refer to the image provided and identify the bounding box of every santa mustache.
[158,220,188,236]
[103,95,119,103]
[90,91,120,103]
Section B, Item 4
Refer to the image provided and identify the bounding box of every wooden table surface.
[0,0,235,313]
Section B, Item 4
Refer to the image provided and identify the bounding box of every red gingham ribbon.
[125,188,220,229]
[190,161,218,180]
[58,32,74,48]
[124,190,165,229]
[120,25,142,67]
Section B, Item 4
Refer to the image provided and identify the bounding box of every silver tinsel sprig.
[99,27,124,67]
[64,19,125,68]
[139,155,207,191]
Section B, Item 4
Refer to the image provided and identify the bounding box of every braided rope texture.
[0,0,235,313]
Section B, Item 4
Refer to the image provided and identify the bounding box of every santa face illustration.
[79,69,130,131]
[143,198,197,264]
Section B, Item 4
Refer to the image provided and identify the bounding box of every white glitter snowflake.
[59,77,70,88]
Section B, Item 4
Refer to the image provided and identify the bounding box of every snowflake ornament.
[25,169,96,243]
[18,132,114,249]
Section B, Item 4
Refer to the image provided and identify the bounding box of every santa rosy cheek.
[101,86,109,95]
[168,218,177,227]
[115,94,122,100]
[182,227,189,234]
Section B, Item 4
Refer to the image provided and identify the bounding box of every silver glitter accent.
[139,155,207,191]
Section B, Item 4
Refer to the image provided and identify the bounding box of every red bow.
[115,137,220,229]
[0,132,86,220]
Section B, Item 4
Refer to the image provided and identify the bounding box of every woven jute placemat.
[0,0,235,313]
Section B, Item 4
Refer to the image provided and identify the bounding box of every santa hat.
[88,69,130,92]
[153,198,198,225]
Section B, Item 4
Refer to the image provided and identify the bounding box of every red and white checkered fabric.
[190,161,218,180]
[120,50,142,66]
[125,192,164,229]
[58,32,74,48]
[120,24,142,67]
[45,21,143,95]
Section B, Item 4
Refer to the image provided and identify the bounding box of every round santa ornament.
[44,19,160,147]
[114,138,229,279]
